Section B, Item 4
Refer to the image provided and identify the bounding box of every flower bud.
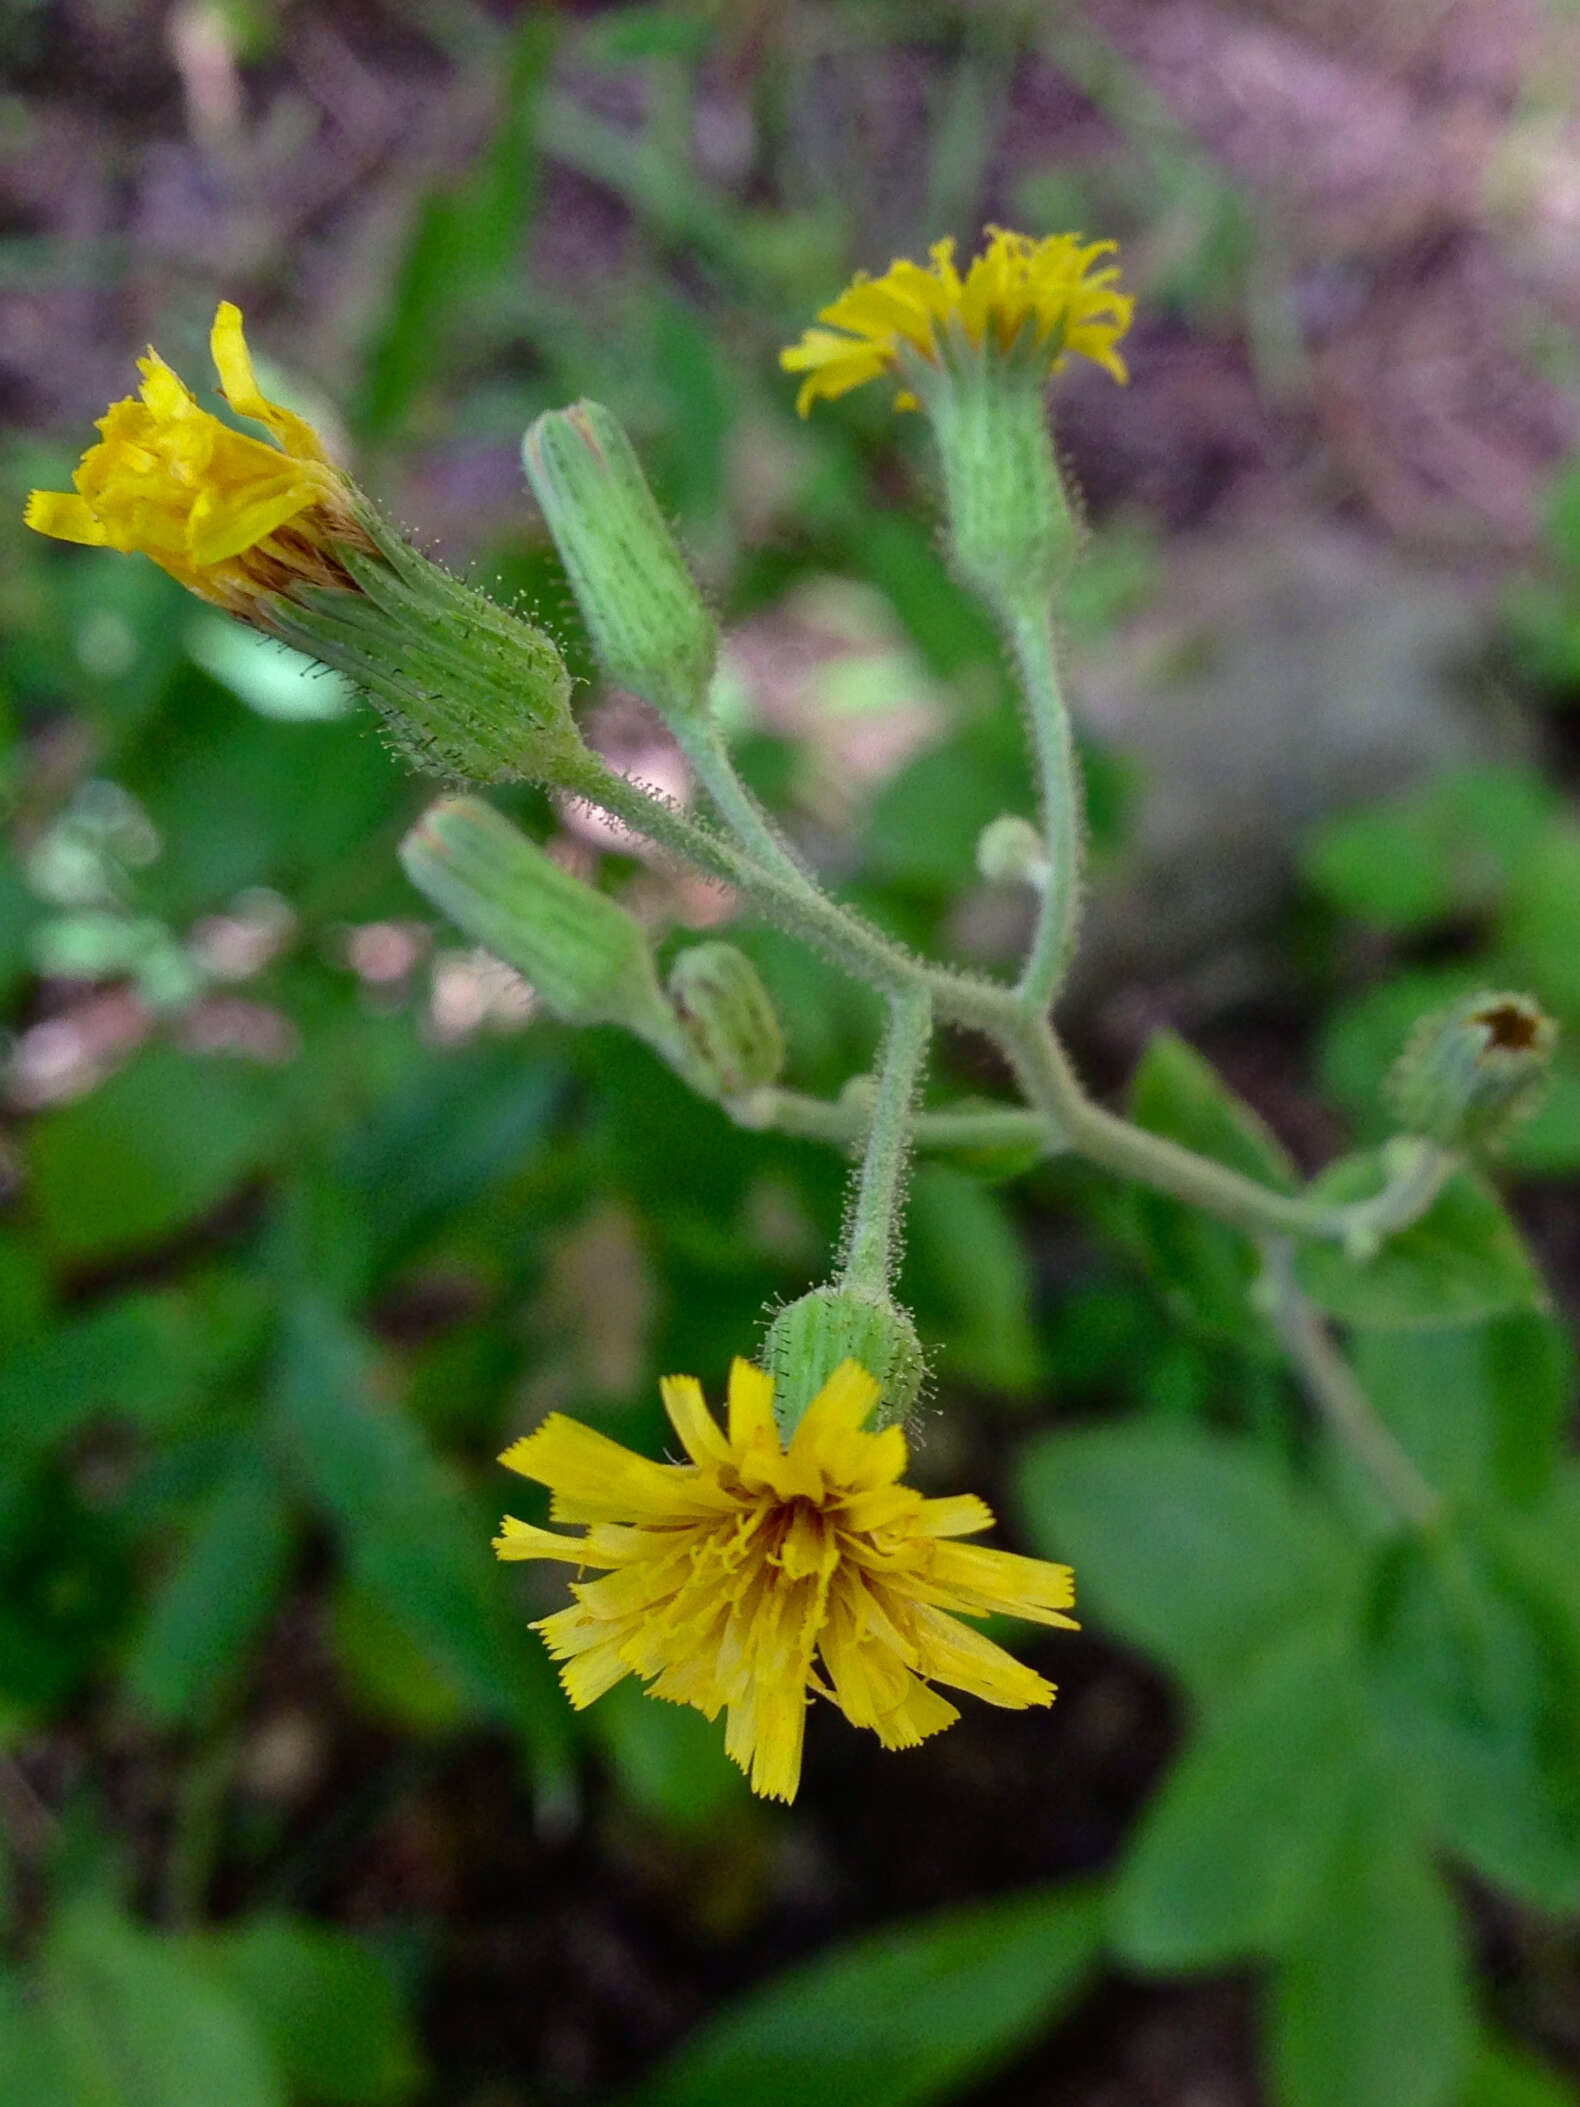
[763,1285,926,1435]
[272,510,583,786]
[668,942,785,1098]
[1387,991,1558,1152]
[22,300,581,789]
[523,401,717,723]
[976,813,1049,887]
[400,796,690,1063]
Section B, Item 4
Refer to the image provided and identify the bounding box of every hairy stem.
[1003,599,1083,1012]
[1261,1240,1443,1530]
[842,989,932,1296]
[670,706,815,898]
[563,749,932,1000]
[732,1086,1057,1155]
[563,751,1449,1258]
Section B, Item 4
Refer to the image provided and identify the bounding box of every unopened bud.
[976,814,1049,887]
[1388,991,1558,1152]
[668,943,785,1098]
[763,1284,926,1435]
[400,796,689,1063]
[273,510,583,786]
[523,401,717,723]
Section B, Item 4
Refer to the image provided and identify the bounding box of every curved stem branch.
[562,752,1448,1260]
[1003,600,1084,1013]
[669,706,814,898]
[1261,1239,1443,1530]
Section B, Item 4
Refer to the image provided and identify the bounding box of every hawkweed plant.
[27,233,1559,1802]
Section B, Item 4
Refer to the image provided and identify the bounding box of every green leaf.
[0,843,36,1005]
[124,1444,295,1727]
[1126,1030,1295,1345]
[1365,1535,1580,1913]
[1353,1312,1573,1507]
[25,1048,282,1263]
[1462,2039,1580,2107]
[1131,1031,1299,1190]
[1111,1619,1366,1970]
[0,1282,269,1457]
[36,1897,286,2107]
[330,1582,468,1737]
[1295,1155,1543,1330]
[1269,1808,1472,2107]
[1504,1051,1580,1176]
[1301,766,1556,933]
[619,1883,1103,2107]
[357,18,555,436]
[194,1916,421,2105]
[1015,1423,1356,1700]
[1502,823,1580,1015]
[903,1165,1038,1394]
[271,1299,569,1784]
[118,666,406,923]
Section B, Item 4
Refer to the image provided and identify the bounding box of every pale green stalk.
[732,1088,1054,1155]
[1003,599,1084,1012]
[1261,1240,1443,1531]
[668,694,816,901]
[841,989,932,1296]
[563,749,1448,1254]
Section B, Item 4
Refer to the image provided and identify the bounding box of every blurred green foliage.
[2,5,1578,2107]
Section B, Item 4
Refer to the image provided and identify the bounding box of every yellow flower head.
[24,303,365,617]
[780,226,1134,417]
[495,1357,1077,1802]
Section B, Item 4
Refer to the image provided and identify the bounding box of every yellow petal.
[499,1413,716,1526]
[137,350,197,421]
[210,300,331,464]
[558,1640,635,1708]
[24,491,109,545]
[660,1374,731,1467]
[872,1669,960,1749]
[788,1359,880,1459]
[909,1603,1056,1710]
[726,1679,807,1803]
[929,1541,1078,1626]
[836,1420,908,1493]
[187,472,317,566]
[836,1482,923,1535]
[726,1358,778,1450]
[912,1493,995,1539]
[492,1515,613,1565]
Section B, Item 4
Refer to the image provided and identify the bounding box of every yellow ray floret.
[24,302,362,616]
[780,226,1134,417]
[494,1358,1077,1803]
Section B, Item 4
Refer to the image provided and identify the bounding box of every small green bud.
[271,509,583,786]
[763,1285,926,1436]
[668,942,785,1098]
[976,813,1049,887]
[1387,991,1558,1152]
[523,401,718,723]
[919,354,1080,605]
[400,795,690,1063]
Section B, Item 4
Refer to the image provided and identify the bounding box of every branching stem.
[561,752,1448,1257]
